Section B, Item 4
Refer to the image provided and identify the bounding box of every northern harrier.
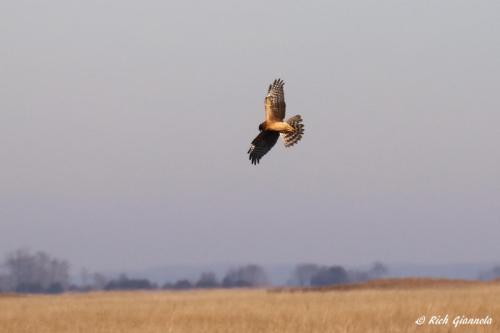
[247,79,304,164]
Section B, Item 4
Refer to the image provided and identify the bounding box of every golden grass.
[0,279,499,333]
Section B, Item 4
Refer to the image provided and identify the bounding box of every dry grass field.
[0,278,498,333]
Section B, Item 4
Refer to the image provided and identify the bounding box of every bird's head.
[258,122,266,131]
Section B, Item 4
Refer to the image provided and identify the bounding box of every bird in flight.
[247,79,304,165]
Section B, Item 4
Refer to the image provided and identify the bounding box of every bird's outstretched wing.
[248,130,280,165]
[265,79,286,122]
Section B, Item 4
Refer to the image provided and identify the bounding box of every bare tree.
[4,249,70,293]
[222,264,269,288]
[92,273,108,290]
[368,262,388,279]
[310,266,349,286]
[195,272,219,288]
[292,263,321,286]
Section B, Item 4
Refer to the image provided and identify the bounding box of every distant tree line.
[0,249,388,294]
[77,264,269,291]
[0,250,272,293]
[19,248,500,294]
[102,274,156,290]
[163,265,269,290]
[291,262,388,287]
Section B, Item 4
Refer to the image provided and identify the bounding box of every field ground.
[0,278,499,333]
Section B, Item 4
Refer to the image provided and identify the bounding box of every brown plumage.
[247,79,305,165]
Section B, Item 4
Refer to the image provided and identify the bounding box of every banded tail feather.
[283,115,304,147]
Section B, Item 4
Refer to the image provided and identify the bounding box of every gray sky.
[1,0,499,272]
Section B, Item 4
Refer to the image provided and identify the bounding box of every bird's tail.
[283,115,304,147]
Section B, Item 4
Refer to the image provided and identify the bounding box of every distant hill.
[386,262,498,280]
[273,277,500,293]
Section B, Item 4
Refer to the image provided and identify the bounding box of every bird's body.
[247,79,304,165]
[261,121,295,133]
